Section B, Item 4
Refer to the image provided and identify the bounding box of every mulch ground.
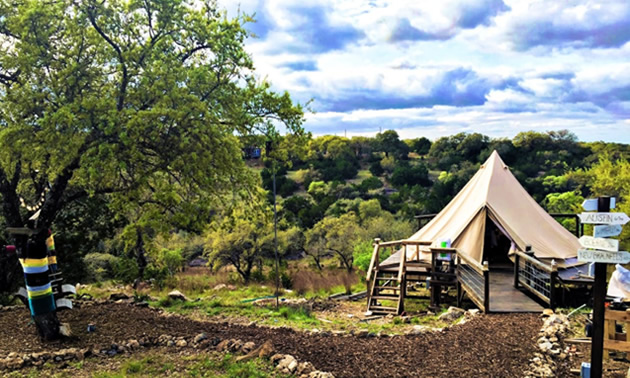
[0,302,542,377]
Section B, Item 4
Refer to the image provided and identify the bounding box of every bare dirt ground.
[0,302,542,377]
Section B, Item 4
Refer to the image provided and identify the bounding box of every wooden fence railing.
[514,250,558,308]
[604,309,630,359]
[457,252,489,312]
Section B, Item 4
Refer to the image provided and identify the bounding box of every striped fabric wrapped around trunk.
[46,234,57,273]
[18,231,57,317]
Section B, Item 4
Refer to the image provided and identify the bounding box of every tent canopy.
[398,150,580,264]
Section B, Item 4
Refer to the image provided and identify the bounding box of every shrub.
[359,176,383,192]
[113,257,139,284]
[83,253,120,282]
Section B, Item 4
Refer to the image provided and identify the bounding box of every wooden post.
[483,262,490,313]
[549,266,558,309]
[513,252,520,289]
[575,215,581,237]
[591,196,611,378]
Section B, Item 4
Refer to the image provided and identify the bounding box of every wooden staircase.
[367,268,404,315]
[365,238,458,315]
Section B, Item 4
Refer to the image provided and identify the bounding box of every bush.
[359,176,383,192]
[369,160,384,177]
[113,257,139,284]
[83,253,120,282]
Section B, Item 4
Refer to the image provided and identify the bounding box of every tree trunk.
[135,229,147,284]
[27,231,61,340]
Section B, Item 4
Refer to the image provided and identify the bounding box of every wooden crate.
[604,308,630,359]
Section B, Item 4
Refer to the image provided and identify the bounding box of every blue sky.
[221,0,630,142]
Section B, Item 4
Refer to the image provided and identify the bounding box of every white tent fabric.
[401,150,580,264]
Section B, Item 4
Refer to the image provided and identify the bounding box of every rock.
[410,325,429,335]
[276,355,298,375]
[167,340,175,347]
[309,372,335,378]
[194,333,208,344]
[213,284,227,291]
[216,339,231,352]
[296,361,315,375]
[355,330,369,338]
[127,340,140,349]
[466,309,480,317]
[400,316,411,324]
[236,341,274,362]
[242,342,256,354]
[438,306,466,322]
[257,340,274,358]
[229,339,244,352]
[59,322,72,337]
[168,290,188,301]
[176,340,188,348]
[270,354,286,365]
[135,301,149,308]
[542,309,554,317]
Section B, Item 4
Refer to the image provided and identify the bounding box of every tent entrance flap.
[483,215,513,269]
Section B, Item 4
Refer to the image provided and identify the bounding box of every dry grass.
[290,269,360,296]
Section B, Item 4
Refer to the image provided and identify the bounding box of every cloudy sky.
[221,0,630,142]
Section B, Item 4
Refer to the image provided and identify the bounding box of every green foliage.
[369,160,385,176]
[113,257,139,284]
[156,248,185,277]
[305,213,363,274]
[409,137,432,155]
[0,0,304,285]
[390,161,431,188]
[374,130,409,159]
[83,253,120,282]
[358,176,383,193]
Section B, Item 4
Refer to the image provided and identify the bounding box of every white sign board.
[578,212,629,225]
[594,224,623,238]
[579,236,619,252]
[582,199,598,211]
[582,198,616,211]
[578,249,630,264]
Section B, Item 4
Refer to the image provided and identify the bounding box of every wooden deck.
[489,270,544,313]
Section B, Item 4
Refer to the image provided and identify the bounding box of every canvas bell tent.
[402,150,580,266]
[367,151,584,315]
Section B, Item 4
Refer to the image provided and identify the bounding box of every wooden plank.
[366,239,381,282]
[605,309,630,322]
[604,339,630,353]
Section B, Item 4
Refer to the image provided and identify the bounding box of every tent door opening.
[483,216,513,270]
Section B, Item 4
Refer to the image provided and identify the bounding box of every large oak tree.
[0,0,304,338]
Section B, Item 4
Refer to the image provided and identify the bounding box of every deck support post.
[483,262,490,313]
[513,253,520,289]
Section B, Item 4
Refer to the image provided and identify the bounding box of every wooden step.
[368,305,398,313]
[374,286,401,290]
[370,295,400,301]
[375,275,399,280]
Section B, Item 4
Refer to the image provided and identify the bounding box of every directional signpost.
[578,212,629,225]
[579,236,619,252]
[577,249,630,264]
[593,224,623,238]
[577,197,625,378]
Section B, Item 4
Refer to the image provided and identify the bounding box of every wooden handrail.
[429,247,458,254]
[515,251,555,273]
[366,238,381,282]
[377,239,432,247]
[457,252,487,275]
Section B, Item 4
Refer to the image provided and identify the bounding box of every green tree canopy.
[0,0,304,234]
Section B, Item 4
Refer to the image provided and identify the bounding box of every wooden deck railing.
[457,252,490,312]
[514,250,558,308]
